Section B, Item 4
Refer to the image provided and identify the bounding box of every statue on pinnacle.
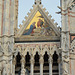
[35,0,42,4]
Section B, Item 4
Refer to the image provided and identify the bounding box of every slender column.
[39,55,44,75]
[12,57,16,75]
[3,60,11,75]
[58,56,61,75]
[3,0,10,35]
[30,55,34,75]
[21,56,25,75]
[0,61,2,75]
[0,0,2,36]
[49,55,53,75]
[0,66,2,75]
[3,61,6,75]
[0,71,1,75]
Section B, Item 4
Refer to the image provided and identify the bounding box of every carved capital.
[0,41,2,45]
[48,55,53,64]
[58,57,61,63]
[21,69,26,75]
[62,54,69,63]
[0,64,2,71]
[30,55,34,64]
[12,57,16,65]
[39,55,44,64]
[21,56,25,64]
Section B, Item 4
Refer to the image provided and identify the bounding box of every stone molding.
[0,35,14,38]
[14,42,60,57]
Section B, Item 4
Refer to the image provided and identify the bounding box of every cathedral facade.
[0,0,75,75]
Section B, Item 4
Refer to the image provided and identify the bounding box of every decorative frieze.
[14,42,60,57]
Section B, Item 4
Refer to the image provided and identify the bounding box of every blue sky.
[18,0,61,27]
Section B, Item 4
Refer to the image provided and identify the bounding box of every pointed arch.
[15,52,21,75]
[52,51,59,75]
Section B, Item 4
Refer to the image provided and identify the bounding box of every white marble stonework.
[0,0,75,75]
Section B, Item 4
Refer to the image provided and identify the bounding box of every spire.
[34,0,42,5]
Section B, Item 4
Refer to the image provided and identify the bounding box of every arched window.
[34,52,40,74]
[15,52,21,75]
[53,51,59,75]
[43,52,49,74]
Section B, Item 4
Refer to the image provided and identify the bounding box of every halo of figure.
[37,19,44,28]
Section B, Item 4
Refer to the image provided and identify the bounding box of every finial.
[34,0,41,5]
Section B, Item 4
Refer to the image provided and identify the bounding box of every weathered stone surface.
[0,0,75,75]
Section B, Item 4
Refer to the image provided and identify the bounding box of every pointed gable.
[16,4,60,37]
[15,3,60,42]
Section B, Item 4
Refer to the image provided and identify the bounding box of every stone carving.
[63,52,69,63]
[12,57,16,65]
[30,55,34,64]
[1,0,74,75]
[63,35,67,48]
[62,54,69,75]
[48,55,53,64]
[63,64,69,75]
[39,55,44,64]
[69,0,75,10]
[71,39,75,52]
[35,0,41,4]
[21,56,26,75]
[0,62,2,75]
[0,46,4,54]
[3,60,11,75]
[63,58,69,63]
[21,69,26,75]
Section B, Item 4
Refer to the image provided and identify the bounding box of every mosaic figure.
[24,22,36,35]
